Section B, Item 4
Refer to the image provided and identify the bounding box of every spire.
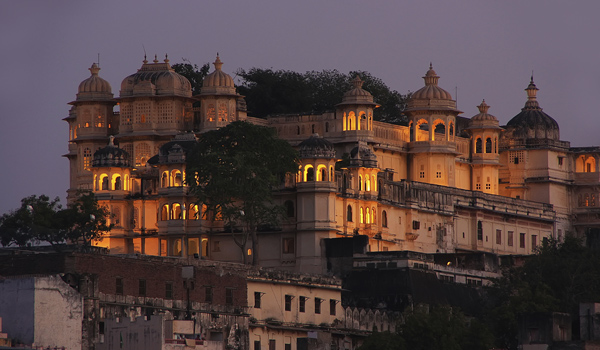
[423,63,440,86]
[89,63,100,76]
[153,54,159,64]
[143,54,148,64]
[477,99,490,114]
[524,75,541,110]
[213,54,223,71]
[350,76,364,89]
[164,54,169,64]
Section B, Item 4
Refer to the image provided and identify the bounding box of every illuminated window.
[83,148,91,170]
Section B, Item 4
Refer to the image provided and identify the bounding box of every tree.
[172,59,210,95]
[185,121,299,265]
[0,192,112,249]
[236,68,411,124]
[485,235,600,349]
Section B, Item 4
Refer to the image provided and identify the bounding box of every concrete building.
[64,55,599,275]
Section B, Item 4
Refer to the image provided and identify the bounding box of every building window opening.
[520,233,526,248]
[139,279,146,297]
[382,211,388,228]
[284,200,294,217]
[306,167,314,182]
[254,292,262,308]
[116,277,123,295]
[477,221,483,241]
[315,298,322,314]
[485,138,492,153]
[165,282,173,299]
[347,205,353,222]
[285,295,293,311]
[205,286,213,303]
[299,296,306,312]
[226,288,234,305]
[283,237,295,254]
[330,299,337,316]
[475,138,482,154]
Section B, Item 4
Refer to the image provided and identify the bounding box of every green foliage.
[0,192,112,249]
[172,59,210,95]
[358,307,493,350]
[486,235,600,349]
[236,68,410,124]
[357,331,405,350]
[185,121,299,264]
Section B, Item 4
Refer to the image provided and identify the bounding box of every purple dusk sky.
[1,1,599,214]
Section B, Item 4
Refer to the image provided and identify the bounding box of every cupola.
[76,63,113,101]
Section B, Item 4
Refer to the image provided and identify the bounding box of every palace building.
[64,55,600,274]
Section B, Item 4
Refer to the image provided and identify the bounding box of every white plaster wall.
[34,275,83,350]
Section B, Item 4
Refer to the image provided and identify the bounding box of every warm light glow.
[247,249,252,255]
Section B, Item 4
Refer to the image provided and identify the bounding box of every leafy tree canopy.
[486,235,600,349]
[172,59,210,95]
[236,68,410,125]
[185,121,299,264]
[0,192,112,249]
[357,306,493,350]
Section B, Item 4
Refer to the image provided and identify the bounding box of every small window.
[315,297,322,314]
[485,183,491,190]
[269,340,276,350]
[508,231,514,247]
[226,288,234,305]
[205,286,213,303]
[139,279,146,297]
[285,344,291,350]
[419,171,425,178]
[285,295,293,311]
[282,238,295,254]
[347,205,353,222]
[116,277,123,295]
[412,220,420,230]
[477,221,483,241]
[496,230,502,245]
[476,183,481,190]
[436,171,442,178]
[520,233,526,248]
[531,235,537,249]
[558,157,563,166]
[284,200,294,217]
[165,282,173,299]
[382,211,388,228]
[330,299,337,316]
[254,292,262,309]
[299,296,306,313]
[254,341,261,350]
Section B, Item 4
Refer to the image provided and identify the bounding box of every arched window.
[348,112,356,131]
[306,167,315,182]
[161,204,169,221]
[360,208,364,224]
[449,123,454,136]
[359,175,363,191]
[366,176,371,191]
[284,200,295,217]
[372,207,376,224]
[382,211,388,228]
[366,207,371,224]
[114,176,122,191]
[330,166,334,182]
[475,138,482,154]
[485,138,492,153]
[320,168,327,181]
[188,204,199,220]
[172,203,182,220]
[172,170,183,187]
[347,205,353,222]
[101,176,109,191]
[161,172,169,188]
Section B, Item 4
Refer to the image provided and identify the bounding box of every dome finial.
[351,75,364,89]
[213,54,223,71]
[477,99,490,114]
[164,53,169,64]
[429,62,433,70]
[423,63,440,86]
[89,63,100,76]
[143,54,148,64]
[153,54,159,64]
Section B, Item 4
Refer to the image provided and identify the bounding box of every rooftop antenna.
[142,44,147,62]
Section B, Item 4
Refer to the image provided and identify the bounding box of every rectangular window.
[212,240,220,252]
[558,157,564,166]
[476,183,481,190]
[285,295,293,311]
[299,296,306,313]
[496,229,502,245]
[436,171,442,178]
[116,277,123,295]
[520,233,526,248]
[205,286,213,303]
[282,238,295,254]
[419,171,425,178]
[285,344,291,350]
[315,298,322,314]
[486,183,491,190]
[165,282,173,299]
[412,220,420,230]
[226,288,234,305]
[330,299,337,316]
[139,279,146,297]
[269,340,276,350]
[531,235,537,249]
[254,341,261,350]
[508,231,514,246]
[254,292,262,308]
[477,221,483,241]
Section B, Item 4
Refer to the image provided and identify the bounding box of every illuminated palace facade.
[65,55,600,274]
